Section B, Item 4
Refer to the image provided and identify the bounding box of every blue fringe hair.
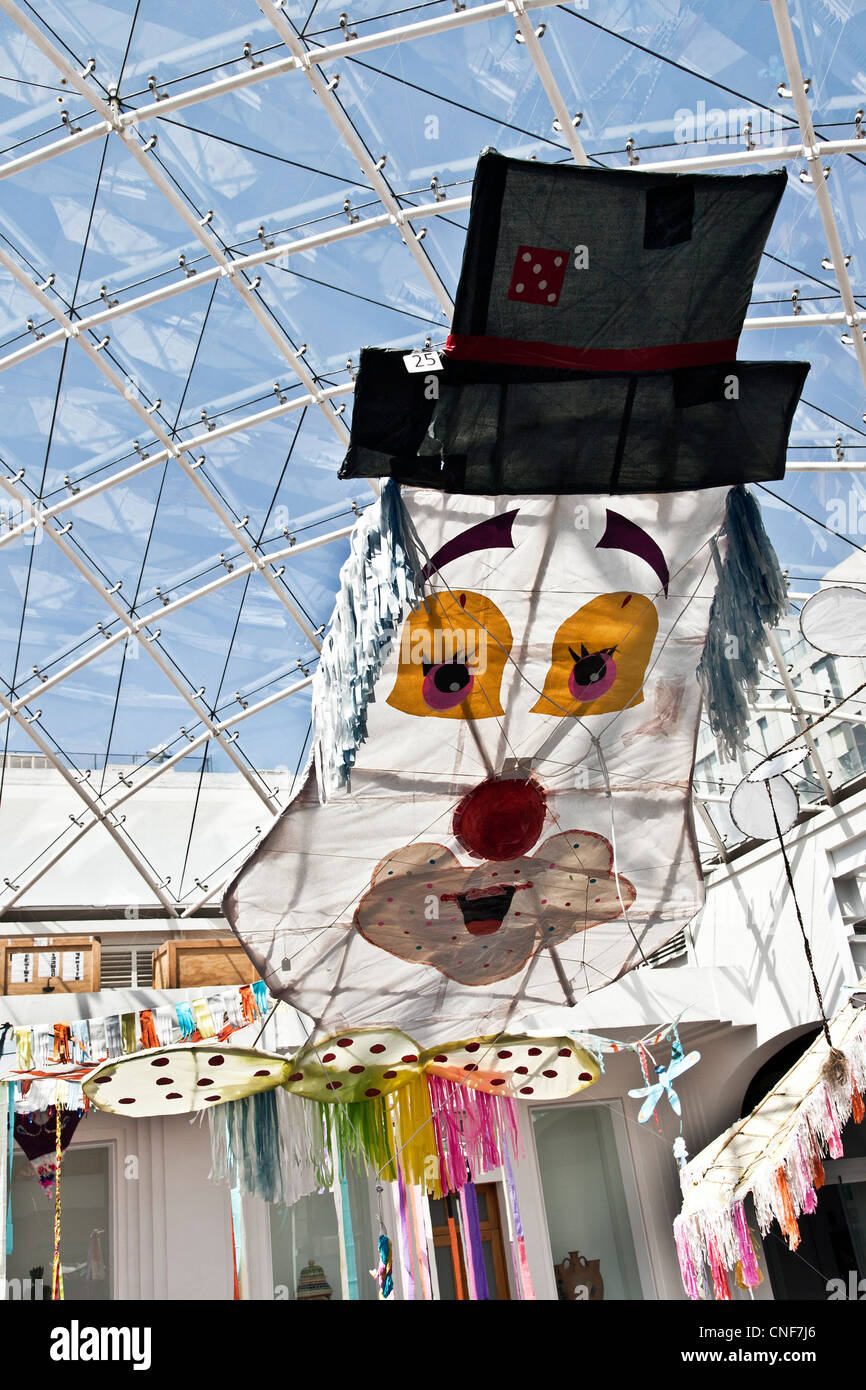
[697,485,788,761]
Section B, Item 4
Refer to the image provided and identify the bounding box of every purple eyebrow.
[596,509,670,597]
[422,509,519,580]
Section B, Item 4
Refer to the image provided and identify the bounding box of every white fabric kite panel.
[225,487,728,1043]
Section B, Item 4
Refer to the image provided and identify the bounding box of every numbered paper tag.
[402,349,442,373]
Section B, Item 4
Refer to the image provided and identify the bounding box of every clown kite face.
[355,828,635,986]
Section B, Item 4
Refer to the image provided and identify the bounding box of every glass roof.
[1,0,865,910]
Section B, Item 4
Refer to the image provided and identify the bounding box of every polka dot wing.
[83,1043,291,1115]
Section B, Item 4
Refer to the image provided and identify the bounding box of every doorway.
[429,1184,511,1299]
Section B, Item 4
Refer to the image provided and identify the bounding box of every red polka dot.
[464,1063,478,1072]
[519,1086,534,1095]
[401,1054,418,1063]
[155,1078,174,1087]
[542,1070,558,1079]
[433,1054,448,1063]
[515,1066,528,1075]
[490,1078,506,1086]
[208,1056,225,1067]
[365,1088,381,1098]
[322,1052,336,1063]
[383,1070,397,1079]
[150,1058,170,1068]
[465,1043,480,1053]
[558,1048,571,1058]
[288,1072,303,1083]
[337,1038,353,1047]
[165,1093,182,1100]
[579,1071,593,1082]
[528,1047,542,1056]
[253,1069,270,1077]
[497,1050,512,1059]
[196,1078,213,1087]
[204,1095,221,1102]
[326,1080,342,1091]
[349,1065,365,1075]
[370,1044,386,1054]
[119,1097,136,1105]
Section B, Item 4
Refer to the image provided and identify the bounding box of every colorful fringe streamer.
[313,478,424,799]
[675,1013,866,1299]
[697,485,789,760]
[460,1182,489,1300]
[503,1146,535,1300]
[51,1104,63,1301]
[427,1075,521,1193]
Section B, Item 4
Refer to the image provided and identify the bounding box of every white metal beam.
[0,381,354,551]
[0,468,276,808]
[0,675,313,913]
[0,523,353,724]
[0,689,179,913]
[0,0,350,450]
[508,0,588,164]
[769,0,866,391]
[254,0,452,318]
[0,242,326,652]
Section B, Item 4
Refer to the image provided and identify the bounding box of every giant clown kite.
[87,153,807,1130]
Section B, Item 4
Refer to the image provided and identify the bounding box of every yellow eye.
[531,592,657,717]
[387,590,513,720]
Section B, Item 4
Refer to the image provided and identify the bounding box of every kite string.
[766,781,833,1049]
[751,675,866,777]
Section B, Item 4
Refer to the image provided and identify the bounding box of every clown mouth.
[440,882,531,936]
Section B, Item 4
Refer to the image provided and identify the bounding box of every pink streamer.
[823,1088,844,1159]
[674,1222,702,1301]
[396,1162,415,1301]
[731,1201,761,1287]
[426,1076,522,1192]
[706,1233,732,1301]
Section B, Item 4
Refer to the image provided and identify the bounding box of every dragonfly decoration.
[628,1033,700,1126]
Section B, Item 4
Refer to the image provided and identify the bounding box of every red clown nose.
[452,777,547,862]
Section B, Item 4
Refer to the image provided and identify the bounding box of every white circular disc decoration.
[729,774,799,841]
[800,587,866,658]
[746,746,809,781]
[83,1043,291,1116]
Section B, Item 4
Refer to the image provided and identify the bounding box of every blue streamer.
[174,1002,196,1039]
[339,1173,359,1301]
[251,980,268,1016]
[697,485,788,760]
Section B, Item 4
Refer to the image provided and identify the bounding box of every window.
[6,1142,111,1300]
[532,1103,646,1300]
[269,1165,376,1301]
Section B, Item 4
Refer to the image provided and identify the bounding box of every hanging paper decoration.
[675,996,866,1300]
[371,1233,394,1300]
[225,154,804,1046]
[729,773,799,840]
[799,585,866,658]
[628,1035,700,1125]
[82,1043,291,1116]
[13,1108,82,1192]
[422,1034,599,1100]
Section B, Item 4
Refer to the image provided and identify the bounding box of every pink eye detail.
[568,648,617,702]
[421,662,474,712]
